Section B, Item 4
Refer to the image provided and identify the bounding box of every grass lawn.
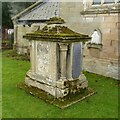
[0,51,2,119]
[2,50,118,118]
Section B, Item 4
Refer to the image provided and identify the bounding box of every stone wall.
[15,23,45,54]
[16,25,32,54]
[81,13,119,80]
[59,2,119,80]
[14,2,119,80]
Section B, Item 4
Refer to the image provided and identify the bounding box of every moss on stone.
[27,25,89,38]
[45,17,65,25]
[17,82,95,109]
[23,17,91,42]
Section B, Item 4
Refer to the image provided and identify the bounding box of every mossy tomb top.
[45,17,65,25]
[24,17,91,43]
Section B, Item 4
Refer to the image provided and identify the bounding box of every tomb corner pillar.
[59,43,68,80]
[30,40,37,73]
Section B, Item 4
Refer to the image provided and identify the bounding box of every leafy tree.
[2,2,35,29]
[2,2,13,28]
[2,2,34,45]
[10,2,35,17]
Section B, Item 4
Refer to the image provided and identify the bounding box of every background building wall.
[14,1,119,79]
[59,2,119,80]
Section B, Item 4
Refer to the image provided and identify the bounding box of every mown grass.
[0,51,2,119]
[2,50,118,118]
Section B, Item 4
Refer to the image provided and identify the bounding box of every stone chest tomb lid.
[24,17,91,43]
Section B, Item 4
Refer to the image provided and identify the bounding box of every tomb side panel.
[36,41,57,84]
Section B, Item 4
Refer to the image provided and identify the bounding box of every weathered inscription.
[37,42,50,75]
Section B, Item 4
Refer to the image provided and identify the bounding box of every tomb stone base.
[25,71,88,98]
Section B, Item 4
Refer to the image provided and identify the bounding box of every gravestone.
[24,17,91,98]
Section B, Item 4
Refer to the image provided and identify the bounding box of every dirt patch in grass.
[17,82,96,109]
[117,80,120,87]
[3,50,30,61]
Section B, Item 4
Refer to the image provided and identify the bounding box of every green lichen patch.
[24,21,91,42]
[17,82,96,109]
[25,25,90,38]
[37,25,79,35]
[45,17,65,25]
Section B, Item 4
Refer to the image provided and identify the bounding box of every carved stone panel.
[37,42,50,76]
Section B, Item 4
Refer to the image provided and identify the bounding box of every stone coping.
[24,33,91,43]
[87,43,103,50]
[81,5,120,15]
[24,35,90,43]
[17,82,96,109]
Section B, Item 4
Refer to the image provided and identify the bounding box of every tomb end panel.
[36,41,57,82]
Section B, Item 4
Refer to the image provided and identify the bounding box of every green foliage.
[2,2,35,28]
[14,2,34,8]
[2,50,118,118]
[2,2,13,28]
[10,2,35,16]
